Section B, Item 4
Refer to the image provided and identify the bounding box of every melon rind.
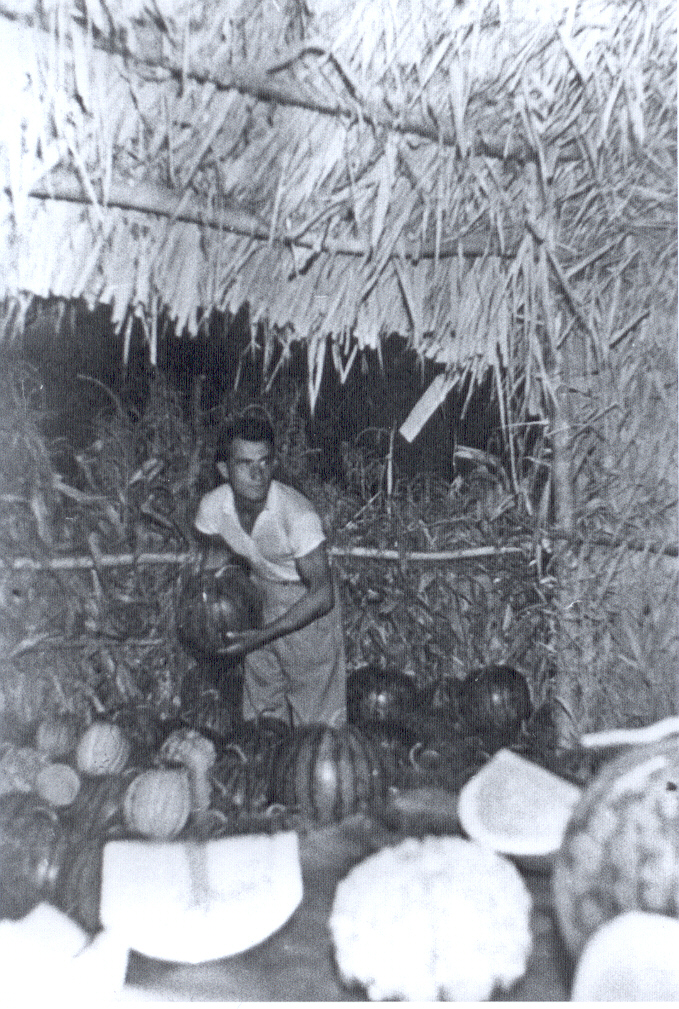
[552,736,679,958]
[457,749,582,867]
[100,832,303,962]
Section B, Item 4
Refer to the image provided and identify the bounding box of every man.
[193,410,346,726]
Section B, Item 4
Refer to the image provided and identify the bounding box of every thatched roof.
[0,0,676,426]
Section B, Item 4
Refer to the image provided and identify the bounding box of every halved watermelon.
[571,912,679,1001]
[100,832,303,963]
[457,749,582,870]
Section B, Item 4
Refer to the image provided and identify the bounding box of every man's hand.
[218,629,267,658]
[216,544,334,658]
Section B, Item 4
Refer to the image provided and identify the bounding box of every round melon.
[35,763,81,807]
[457,665,533,750]
[571,912,679,1002]
[346,666,418,725]
[270,723,386,826]
[552,735,679,958]
[176,566,262,661]
[457,748,582,870]
[75,722,131,776]
[122,768,192,840]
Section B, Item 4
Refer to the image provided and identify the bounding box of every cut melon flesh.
[457,749,582,861]
[100,832,303,963]
[0,904,129,997]
[571,912,679,1001]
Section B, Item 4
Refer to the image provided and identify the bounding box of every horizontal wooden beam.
[175,53,535,164]
[1,527,675,574]
[24,169,521,260]
[0,544,525,572]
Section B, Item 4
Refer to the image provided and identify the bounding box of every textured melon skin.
[122,768,192,840]
[75,722,131,776]
[552,736,679,958]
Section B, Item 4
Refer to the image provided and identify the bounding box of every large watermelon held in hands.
[552,734,679,958]
[176,566,263,661]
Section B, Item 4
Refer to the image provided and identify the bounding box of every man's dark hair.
[214,409,275,464]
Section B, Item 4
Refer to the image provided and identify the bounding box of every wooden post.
[551,367,582,748]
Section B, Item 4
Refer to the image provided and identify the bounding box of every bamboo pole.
[0,545,525,571]
[5,17,536,165]
[24,169,521,262]
[0,529,674,572]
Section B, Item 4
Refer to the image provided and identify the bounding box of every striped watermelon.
[64,769,139,843]
[211,751,270,815]
[57,832,126,934]
[0,792,68,919]
[552,734,679,957]
[270,723,386,826]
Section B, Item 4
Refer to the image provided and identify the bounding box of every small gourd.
[122,768,192,840]
[159,728,216,812]
[76,722,131,776]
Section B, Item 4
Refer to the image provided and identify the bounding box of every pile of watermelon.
[0,663,544,939]
[0,704,400,934]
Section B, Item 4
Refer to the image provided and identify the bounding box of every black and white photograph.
[0,0,677,1001]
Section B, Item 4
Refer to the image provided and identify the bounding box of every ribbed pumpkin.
[457,665,533,750]
[270,723,387,825]
[176,566,262,660]
[35,713,82,759]
[0,792,68,919]
[552,735,679,958]
[122,768,192,840]
[75,722,131,776]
